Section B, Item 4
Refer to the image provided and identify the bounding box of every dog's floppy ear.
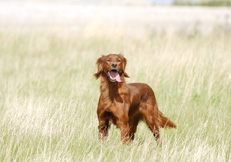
[118,54,129,78]
[94,55,106,79]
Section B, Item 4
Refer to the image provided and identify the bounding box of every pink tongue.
[110,71,122,82]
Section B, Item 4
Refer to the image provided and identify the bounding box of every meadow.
[0,25,231,162]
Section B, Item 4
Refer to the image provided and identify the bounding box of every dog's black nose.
[111,63,117,68]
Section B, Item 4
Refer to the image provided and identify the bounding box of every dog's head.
[94,54,129,82]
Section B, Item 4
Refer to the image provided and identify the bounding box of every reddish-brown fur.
[94,54,176,144]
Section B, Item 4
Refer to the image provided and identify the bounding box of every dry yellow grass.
[0,13,231,162]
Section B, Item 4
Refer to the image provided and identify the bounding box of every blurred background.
[1,0,231,33]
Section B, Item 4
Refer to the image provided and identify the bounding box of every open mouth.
[107,70,122,82]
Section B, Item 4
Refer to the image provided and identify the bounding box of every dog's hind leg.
[140,103,161,145]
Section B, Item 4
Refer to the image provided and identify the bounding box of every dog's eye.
[106,59,110,62]
[117,59,121,63]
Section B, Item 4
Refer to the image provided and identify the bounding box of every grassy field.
[0,26,231,162]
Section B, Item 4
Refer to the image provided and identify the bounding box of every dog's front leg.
[97,106,110,140]
[117,115,130,144]
[118,123,130,143]
[98,121,109,140]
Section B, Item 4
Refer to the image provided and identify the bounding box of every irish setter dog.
[94,54,176,144]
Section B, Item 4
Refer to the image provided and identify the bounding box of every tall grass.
[0,26,231,161]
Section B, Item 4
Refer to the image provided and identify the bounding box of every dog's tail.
[157,110,177,128]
